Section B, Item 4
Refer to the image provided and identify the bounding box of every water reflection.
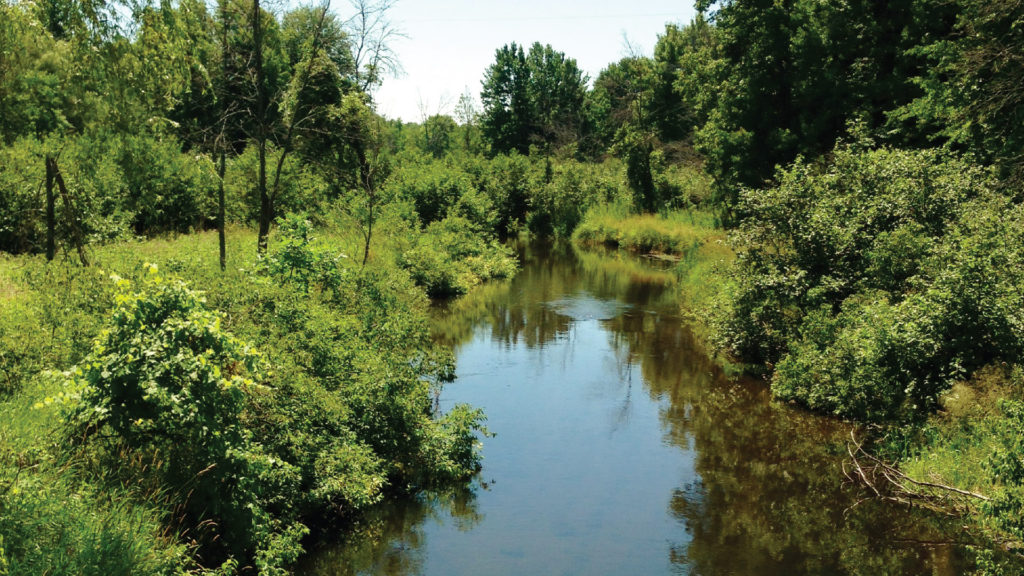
[305,241,965,575]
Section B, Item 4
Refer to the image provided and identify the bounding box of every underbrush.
[878,366,1024,574]
[0,218,501,573]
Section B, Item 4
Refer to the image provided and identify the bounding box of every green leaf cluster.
[716,143,1024,421]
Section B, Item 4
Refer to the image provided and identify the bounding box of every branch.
[844,430,989,518]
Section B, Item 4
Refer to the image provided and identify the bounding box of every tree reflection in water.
[307,240,967,576]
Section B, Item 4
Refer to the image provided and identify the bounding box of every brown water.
[303,241,966,576]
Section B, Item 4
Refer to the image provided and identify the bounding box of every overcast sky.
[368,1,698,122]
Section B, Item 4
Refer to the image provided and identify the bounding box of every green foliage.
[63,269,307,567]
[384,157,482,226]
[0,222,498,571]
[715,142,1024,421]
[480,42,588,154]
[896,0,1024,185]
[984,398,1024,540]
[527,160,619,237]
[613,124,657,212]
[687,0,955,215]
[224,144,329,224]
[462,152,543,236]
[118,135,218,233]
[422,114,457,158]
[399,216,517,297]
[0,453,189,575]
[254,217,489,488]
[0,138,46,253]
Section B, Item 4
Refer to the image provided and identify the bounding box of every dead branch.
[844,430,989,517]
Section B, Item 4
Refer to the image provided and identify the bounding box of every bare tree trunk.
[45,155,55,261]
[355,141,375,266]
[253,0,271,256]
[218,149,227,271]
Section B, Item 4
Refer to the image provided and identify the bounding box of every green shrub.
[467,152,541,235]
[0,138,45,254]
[528,160,620,237]
[718,143,1024,420]
[117,134,217,233]
[62,268,305,568]
[385,159,480,226]
[399,216,517,297]
[224,145,329,225]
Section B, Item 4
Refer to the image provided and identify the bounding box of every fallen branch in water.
[843,430,989,517]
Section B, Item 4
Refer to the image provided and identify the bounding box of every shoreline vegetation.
[3,0,1024,572]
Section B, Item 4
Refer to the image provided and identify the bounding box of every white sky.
[369,1,698,122]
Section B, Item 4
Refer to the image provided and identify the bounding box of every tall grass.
[572,202,720,256]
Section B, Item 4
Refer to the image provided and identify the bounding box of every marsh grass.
[572,203,720,256]
[893,367,1024,529]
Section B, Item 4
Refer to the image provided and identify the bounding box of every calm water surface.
[304,241,965,575]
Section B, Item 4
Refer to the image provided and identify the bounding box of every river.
[303,240,966,575]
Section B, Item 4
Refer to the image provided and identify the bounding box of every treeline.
[0,0,406,259]
[0,0,712,264]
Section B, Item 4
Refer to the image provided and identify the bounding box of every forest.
[1,0,1024,573]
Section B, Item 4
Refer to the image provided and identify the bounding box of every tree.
[343,0,403,92]
[480,42,532,154]
[688,0,956,219]
[649,22,703,143]
[899,0,1024,185]
[423,114,456,158]
[453,89,483,153]
[588,56,654,151]
[480,42,587,154]
[525,42,588,149]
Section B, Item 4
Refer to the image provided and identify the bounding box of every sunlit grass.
[572,202,720,256]
[898,367,1022,504]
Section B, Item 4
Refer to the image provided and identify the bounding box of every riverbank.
[571,205,1024,573]
[571,205,734,362]
[571,203,720,256]
[0,221,512,574]
[302,237,969,575]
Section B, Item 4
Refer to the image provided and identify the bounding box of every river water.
[304,241,965,575]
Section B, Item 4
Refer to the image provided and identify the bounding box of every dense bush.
[62,270,304,571]
[464,152,541,236]
[224,145,330,226]
[714,144,1024,420]
[399,215,517,297]
[117,135,217,233]
[384,157,482,227]
[527,160,620,237]
[22,219,493,572]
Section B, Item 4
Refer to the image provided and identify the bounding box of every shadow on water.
[302,240,967,576]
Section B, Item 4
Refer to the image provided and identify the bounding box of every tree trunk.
[218,149,227,271]
[355,141,374,266]
[47,157,88,267]
[253,0,270,256]
[45,155,55,261]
